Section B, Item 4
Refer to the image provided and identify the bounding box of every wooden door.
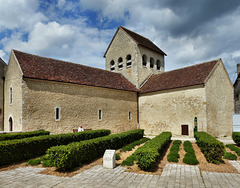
[182,125,188,135]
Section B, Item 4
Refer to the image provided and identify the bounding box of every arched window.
[142,55,147,67]
[9,117,13,131]
[156,60,161,70]
[150,57,154,69]
[126,54,132,67]
[110,60,115,71]
[118,57,123,70]
[10,87,12,104]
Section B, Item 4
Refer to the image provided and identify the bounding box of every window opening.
[9,117,13,131]
[142,55,147,67]
[110,60,115,71]
[157,60,161,70]
[129,111,132,120]
[126,54,132,67]
[150,57,154,69]
[10,87,12,104]
[118,57,123,70]
[98,109,102,120]
[55,107,60,121]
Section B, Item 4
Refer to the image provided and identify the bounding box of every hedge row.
[0,129,110,166]
[224,152,237,160]
[46,129,144,169]
[134,132,172,171]
[120,137,150,152]
[232,132,240,146]
[0,130,50,141]
[183,141,199,165]
[167,140,181,163]
[194,132,225,164]
[226,144,240,156]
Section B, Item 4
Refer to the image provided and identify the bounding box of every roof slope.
[120,26,167,56]
[13,50,137,92]
[140,60,218,93]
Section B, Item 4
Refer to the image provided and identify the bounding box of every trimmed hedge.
[224,152,237,160]
[232,132,240,146]
[167,140,181,163]
[46,129,144,169]
[183,141,199,165]
[0,129,110,166]
[0,130,50,141]
[194,132,225,164]
[134,132,172,171]
[120,137,150,152]
[226,144,240,156]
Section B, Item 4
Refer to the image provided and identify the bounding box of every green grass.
[120,137,150,152]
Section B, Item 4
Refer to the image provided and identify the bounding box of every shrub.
[232,132,240,146]
[134,132,172,171]
[0,129,110,166]
[120,137,150,152]
[226,144,240,156]
[42,160,53,167]
[116,153,120,160]
[121,155,136,166]
[167,140,181,163]
[0,130,50,141]
[194,132,225,164]
[183,141,199,165]
[46,129,144,170]
[224,152,237,160]
[27,159,41,166]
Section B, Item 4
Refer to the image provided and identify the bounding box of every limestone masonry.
[0,26,234,137]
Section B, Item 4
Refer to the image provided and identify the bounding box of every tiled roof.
[13,50,138,92]
[140,60,219,93]
[120,26,167,56]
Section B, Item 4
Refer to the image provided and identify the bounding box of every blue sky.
[0,0,240,82]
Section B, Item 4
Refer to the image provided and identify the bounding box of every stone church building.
[0,26,234,137]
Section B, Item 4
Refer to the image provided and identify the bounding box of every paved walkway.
[0,162,240,188]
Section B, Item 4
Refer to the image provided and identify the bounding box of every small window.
[10,87,12,104]
[110,60,115,71]
[142,55,147,67]
[98,109,102,120]
[55,107,60,121]
[129,111,132,120]
[126,54,132,67]
[150,57,154,69]
[118,57,123,70]
[156,60,161,70]
[0,108,2,116]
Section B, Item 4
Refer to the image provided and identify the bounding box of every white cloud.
[57,0,66,9]
[0,0,47,31]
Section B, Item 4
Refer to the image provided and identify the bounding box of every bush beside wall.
[46,129,144,170]
[232,132,240,146]
[194,132,225,164]
[0,129,110,166]
[0,130,50,141]
[134,132,172,171]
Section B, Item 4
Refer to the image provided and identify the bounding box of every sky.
[0,0,240,82]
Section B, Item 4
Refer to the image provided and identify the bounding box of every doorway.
[9,117,13,131]
[181,124,189,135]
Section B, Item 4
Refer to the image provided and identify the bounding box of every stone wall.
[22,78,138,134]
[4,52,23,131]
[139,85,207,137]
[0,60,6,131]
[205,61,234,137]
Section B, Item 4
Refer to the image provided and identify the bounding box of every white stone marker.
[103,149,116,169]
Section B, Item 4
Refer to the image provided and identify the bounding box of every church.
[0,26,234,137]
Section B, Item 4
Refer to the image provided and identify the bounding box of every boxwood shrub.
[134,132,172,171]
[224,152,237,160]
[194,132,225,164]
[167,140,181,163]
[226,144,240,156]
[182,141,199,165]
[232,132,240,146]
[0,129,110,166]
[120,137,150,152]
[0,130,50,141]
[46,129,144,170]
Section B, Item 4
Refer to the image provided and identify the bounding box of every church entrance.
[181,125,189,135]
[9,117,13,131]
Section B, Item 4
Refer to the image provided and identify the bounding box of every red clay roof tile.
[140,60,218,93]
[13,50,138,92]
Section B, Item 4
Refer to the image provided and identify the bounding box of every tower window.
[142,55,147,67]
[110,60,115,71]
[126,54,132,67]
[150,57,154,69]
[118,57,123,70]
[129,111,132,120]
[55,107,60,121]
[157,60,161,70]
[10,87,12,104]
[98,109,102,120]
